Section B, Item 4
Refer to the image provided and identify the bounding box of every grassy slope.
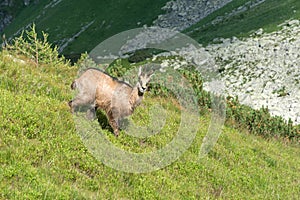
[3,0,300,54]
[185,0,300,45]
[2,0,169,55]
[0,52,299,199]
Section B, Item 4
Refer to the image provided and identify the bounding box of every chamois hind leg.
[86,106,96,120]
[68,100,75,113]
[69,95,93,113]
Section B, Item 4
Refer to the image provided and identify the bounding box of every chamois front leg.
[107,111,120,137]
[86,106,96,120]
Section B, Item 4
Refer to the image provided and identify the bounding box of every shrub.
[128,49,152,63]
[226,96,300,142]
[5,23,68,66]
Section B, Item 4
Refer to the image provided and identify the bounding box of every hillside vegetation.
[2,0,169,55]
[0,31,300,199]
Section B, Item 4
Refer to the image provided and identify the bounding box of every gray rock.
[154,0,233,31]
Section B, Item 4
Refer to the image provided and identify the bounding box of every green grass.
[185,0,300,45]
[0,51,299,199]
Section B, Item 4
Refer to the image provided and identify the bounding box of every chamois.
[69,67,153,136]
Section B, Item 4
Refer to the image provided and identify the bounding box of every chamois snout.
[137,81,148,94]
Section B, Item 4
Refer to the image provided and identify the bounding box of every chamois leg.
[68,100,74,113]
[107,112,120,137]
[86,106,96,120]
[69,95,93,113]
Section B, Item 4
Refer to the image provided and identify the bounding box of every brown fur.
[69,67,153,136]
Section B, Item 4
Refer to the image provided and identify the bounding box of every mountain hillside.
[1,0,170,55]
[1,0,300,198]
[1,0,233,55]
[185,0,300,45]
[1,0,299,56]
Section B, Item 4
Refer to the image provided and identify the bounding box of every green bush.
[127,49,153,63]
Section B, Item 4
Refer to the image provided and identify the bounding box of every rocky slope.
[154,0,232,30]
[206,19,300,124]
[154,20,300,125]
[149,0,300,125]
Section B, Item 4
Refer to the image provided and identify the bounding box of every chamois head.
[136,67,154,95]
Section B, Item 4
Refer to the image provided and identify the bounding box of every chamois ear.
[138,66,142,76]
[148,70,155,78]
